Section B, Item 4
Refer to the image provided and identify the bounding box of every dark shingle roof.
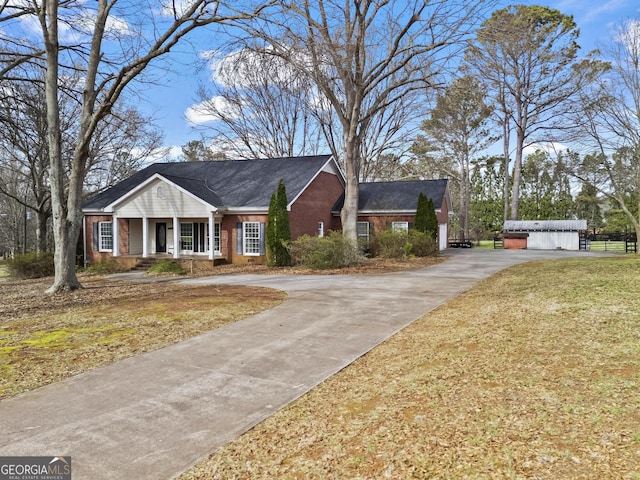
[83,155,335,211]
[332,179,449,212]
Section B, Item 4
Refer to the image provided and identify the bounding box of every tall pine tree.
[414,192,430,233]
[425,198,439,241]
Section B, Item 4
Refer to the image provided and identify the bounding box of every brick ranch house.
[82,154,451,268]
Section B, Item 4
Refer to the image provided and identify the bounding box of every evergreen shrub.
[370,229,408,258]
[408,230,438,256]
[84,260,125,275]
[290,231,363,269]
[370,229,438,258]
[146,261,186,276]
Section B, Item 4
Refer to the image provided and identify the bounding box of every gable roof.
[504,220,587,232]
[83,155,338,212]
[332,179,449,213]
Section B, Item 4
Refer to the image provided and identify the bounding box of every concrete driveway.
[0,249,603,479]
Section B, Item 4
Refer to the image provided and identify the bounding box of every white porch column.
[173,216,180,259]
[208,212,215,260]
[112,215,119,257]
[142,217,149,258]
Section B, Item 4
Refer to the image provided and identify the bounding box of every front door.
[156,222,167,253]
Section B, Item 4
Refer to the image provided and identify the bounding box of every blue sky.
[149,0,640,157]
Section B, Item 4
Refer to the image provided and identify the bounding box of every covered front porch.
[113,216,223,260]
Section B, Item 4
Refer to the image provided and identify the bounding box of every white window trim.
[180,222,194,253]
[214,222,221,254]
[243,221,261,256]
[357,221,370,245]
[392,221,409,232]
[98,221,113,252]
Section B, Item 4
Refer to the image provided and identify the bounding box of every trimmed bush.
[370,229,408,258]
[6,252,55,279]
[84,260,125,275]
[408,229,438,257]
[370,229,438,258]
[146,261,186,276]
[290,231,363,269]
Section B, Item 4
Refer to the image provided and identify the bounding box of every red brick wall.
[289,171,344,239]
[504,237,527,249]
[437,196,449,224]
[357,215,415,235]
[85,215,113,265]
[222,214,269,264]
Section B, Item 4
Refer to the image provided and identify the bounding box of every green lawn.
[588,240,629,253]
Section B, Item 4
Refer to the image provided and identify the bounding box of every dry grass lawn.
[180,256,640,480]
[0,256,440,399]
[0,276,286,399]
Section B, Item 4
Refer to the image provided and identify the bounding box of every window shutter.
[236,222,243,254]
[408,222,414,230]
[368,222,374,236]
[93,222,99,251]
[259,222,266,255]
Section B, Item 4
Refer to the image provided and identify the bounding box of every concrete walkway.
[0,249,603,479]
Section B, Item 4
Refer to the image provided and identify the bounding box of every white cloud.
[523,142,569,158]
[207,47,310,90]
[160,0,201,18]
[185,96,233,125]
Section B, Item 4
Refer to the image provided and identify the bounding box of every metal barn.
[503,220,587,251]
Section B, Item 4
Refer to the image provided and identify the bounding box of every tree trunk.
[42,2,82,293]
[35,210,48,253]
[341,137,360,244]
[458,174,466,241]
[502,120,510,225]
[510,128,525,220]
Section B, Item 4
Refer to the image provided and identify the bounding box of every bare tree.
[0,73,52,252]
[0,65,166,253]
[83,106,166,194]
[237,0,495,242]
[465,5,595,221]
[570,18,640,241]
[412,75,495,240]
[1,0,269,291]
[191,47,327,158]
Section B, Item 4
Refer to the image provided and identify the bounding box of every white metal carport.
[503,220,587,251]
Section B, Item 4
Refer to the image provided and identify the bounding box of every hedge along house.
[82,155,451,267]
[502,220,587,251]
[332,179,452,251]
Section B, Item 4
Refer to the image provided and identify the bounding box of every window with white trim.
[392,221,409,232]
[357,221,370,245]
[180,223,193,252]
[318,221,324,238]
[99,222,113,252]
[243,221,261,255]
[214,222,221,253]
